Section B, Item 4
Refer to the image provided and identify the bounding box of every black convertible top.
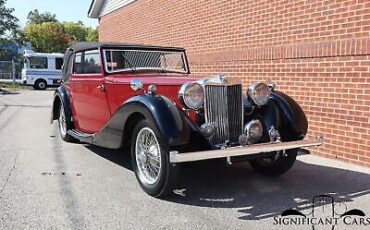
[69,42,185,52]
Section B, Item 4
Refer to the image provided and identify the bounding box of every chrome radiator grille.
[204,84,243,146]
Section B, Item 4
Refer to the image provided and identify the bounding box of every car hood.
[110,73,201,107]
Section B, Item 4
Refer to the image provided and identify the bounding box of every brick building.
[89,0,370,167]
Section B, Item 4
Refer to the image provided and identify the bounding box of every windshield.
[103,49,188,74]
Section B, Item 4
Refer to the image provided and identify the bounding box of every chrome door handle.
[97,84,105,91]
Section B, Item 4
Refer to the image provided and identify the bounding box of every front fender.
[270,91,308,141]
[93,94,196,149]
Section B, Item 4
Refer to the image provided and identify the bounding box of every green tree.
[85,27,99,42]
[22,10,99,53]
[0,43,20,61]
[27,9,58,24]
[0,0,19,60]
[63,22,88,44]
[0,0,18,37]
[24,22,71,53]
[63,22,98,44]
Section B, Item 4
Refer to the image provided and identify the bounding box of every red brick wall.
[99,0,370,167]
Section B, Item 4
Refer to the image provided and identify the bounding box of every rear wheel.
[250,149,297,176]
[34,79,47,90]
[58,103,75,142]
[131,119,178,197]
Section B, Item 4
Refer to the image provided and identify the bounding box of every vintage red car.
[51,42,322,197]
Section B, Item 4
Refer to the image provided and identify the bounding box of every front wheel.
[250,149,297,176]
[131,119,178,197]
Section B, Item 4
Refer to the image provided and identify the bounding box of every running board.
[67,129,94,144]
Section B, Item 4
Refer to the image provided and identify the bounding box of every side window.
[84,50,101,73]
[29,57,48,69]
[73,50,101,74]
[73,52,83,74]
[55,58,63,70]
[62,53,74,82]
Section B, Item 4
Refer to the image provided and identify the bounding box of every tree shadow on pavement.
[85,145,370,221]
[173,160,370,220]
[0,89,20,95]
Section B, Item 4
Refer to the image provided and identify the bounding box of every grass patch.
[0,82,32,90]
[0,82,57,91]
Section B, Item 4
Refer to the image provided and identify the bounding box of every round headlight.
[248,82,271,106]
[178,82,204,110]
[244,120,263,144]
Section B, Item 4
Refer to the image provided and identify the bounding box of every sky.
[6,0,98,28]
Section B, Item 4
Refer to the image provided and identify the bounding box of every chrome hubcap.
[39,82,46,89]
[59,105,67,138]
[135,127,161,185]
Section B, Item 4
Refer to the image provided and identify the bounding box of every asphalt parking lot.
[0,89,369,230]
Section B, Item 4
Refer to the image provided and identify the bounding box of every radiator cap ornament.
[206,73,228,84]
[218,73,227,84]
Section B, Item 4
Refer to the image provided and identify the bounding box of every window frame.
[62,52,74,82]
[102,49,190,74]
[72,48,102,75]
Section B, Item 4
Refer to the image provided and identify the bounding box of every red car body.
[67,72,196,133]
[51,42,321,197]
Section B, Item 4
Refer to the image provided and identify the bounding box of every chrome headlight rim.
[244,119,263,144]
[178,82,205,110]
[247,81,271,106]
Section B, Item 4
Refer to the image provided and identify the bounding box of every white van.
[22,50,64,90]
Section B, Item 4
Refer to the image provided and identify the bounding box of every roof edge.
[88,0,105,18]
[70,42,186,52]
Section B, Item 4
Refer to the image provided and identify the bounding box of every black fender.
[93,94,199,149]
[270,91,308,141]
[259,101,282,142]
[50,86,73,125]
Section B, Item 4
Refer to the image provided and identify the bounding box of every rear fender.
[50,86,73,125]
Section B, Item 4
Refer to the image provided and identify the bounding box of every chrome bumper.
[169,138,322,163]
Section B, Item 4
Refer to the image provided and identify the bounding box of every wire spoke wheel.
[59,104,67,138]
[135,127,162,185]
[131,119,178,197]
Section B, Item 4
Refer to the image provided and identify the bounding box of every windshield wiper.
[121,53,137,72]
[159,69,186,74]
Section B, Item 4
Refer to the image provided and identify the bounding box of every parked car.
[22,50,63,90]
[51,42,322,197]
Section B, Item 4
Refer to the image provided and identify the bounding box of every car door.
[69,49,111,133]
